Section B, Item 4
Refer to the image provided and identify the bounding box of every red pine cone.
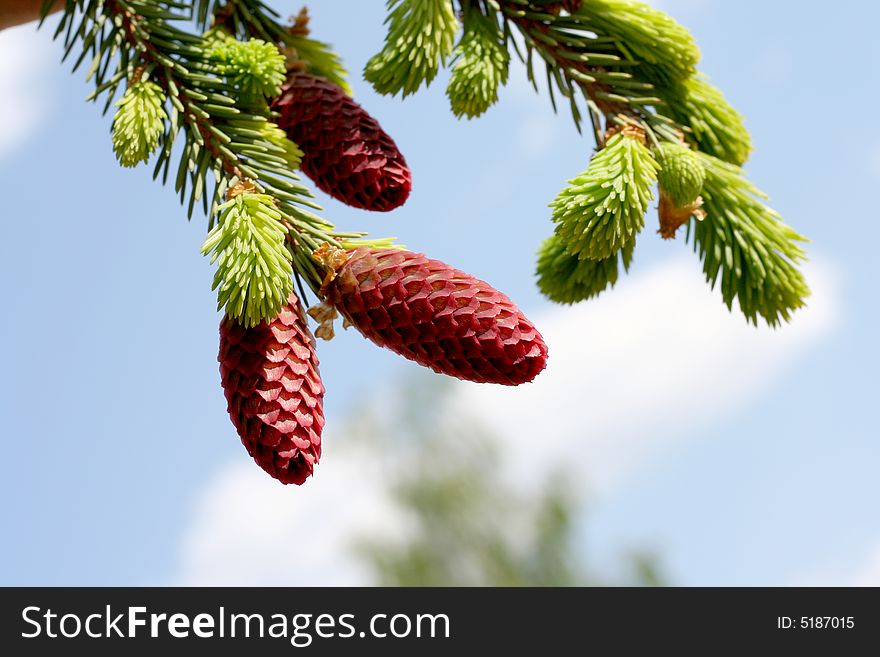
[326,248,548,385]
[273,72,411,212]
[218,295,325,485]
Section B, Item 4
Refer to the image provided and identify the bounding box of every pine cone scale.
[274,73,411,212]
[328,248,548,386]
[219,294,325,485]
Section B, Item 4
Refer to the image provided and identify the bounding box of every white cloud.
[451,256,840,494]
[841,545,880,586]
[174,440,404,586]
[0,23,53,158]
[175,256,839,586]
[794,541,880,587]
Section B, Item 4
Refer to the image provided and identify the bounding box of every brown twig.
[0,0,62,31]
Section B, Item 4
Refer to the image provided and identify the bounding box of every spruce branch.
[56,0,308,206]
[365,0,460,97]
[111,75,167,167]
[48,0,392,319]
[198,3,353,95]
[537,233,633,304]
[480,2,807,325]
[207,34,287,104]
[551,129,658,260]
[497,0,681,140]
[194,0,290,44]
[201,184,294,326]
[44,0,812,329]
[660,74,752,166]
[688,153,810,327]
[572,0,700,87]
[447,5,510,118]
[258,120,303,170]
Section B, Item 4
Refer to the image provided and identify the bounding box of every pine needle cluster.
[551,131,659,260]
[45,0,810,329]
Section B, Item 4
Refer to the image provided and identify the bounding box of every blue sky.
[0,0,878,586]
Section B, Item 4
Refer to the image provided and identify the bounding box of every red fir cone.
[218,294,325,485]
[325,248,548,386]
[273,72,411,212]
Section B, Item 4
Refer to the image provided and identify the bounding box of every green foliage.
[201,191,294,327]
[661,74,752,166]
[48,0,382,323]
[111,78,167,168]
[656,141,705,207]
[259,121,303,171]
[536,234,634,304]
[365,0,459,97]
[356,388,589,586]
[447,8,510,119]
[194,1,352,94]
[689,153,809,327]
[201,25,231,49]
[354,379,666,586]
[49,0,810,330]
[552,132,658,260]
[498,1,676,140]
[209,36,287,105]
[288,33,353,96]
[53,1,318,223]
[494,1,802,325]
[574,0,700,86]
[192,0,290,42]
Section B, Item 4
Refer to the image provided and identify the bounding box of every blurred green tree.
[352,379,665,587]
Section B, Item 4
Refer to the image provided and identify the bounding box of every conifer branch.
[41,0,812,329]
[687,153,809,327]
[47,0,392,324]
[536,234,633,304]
[196,1,352,93]
[496,0,692,142]
[365,0,459,97]
[551,129,658,259]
